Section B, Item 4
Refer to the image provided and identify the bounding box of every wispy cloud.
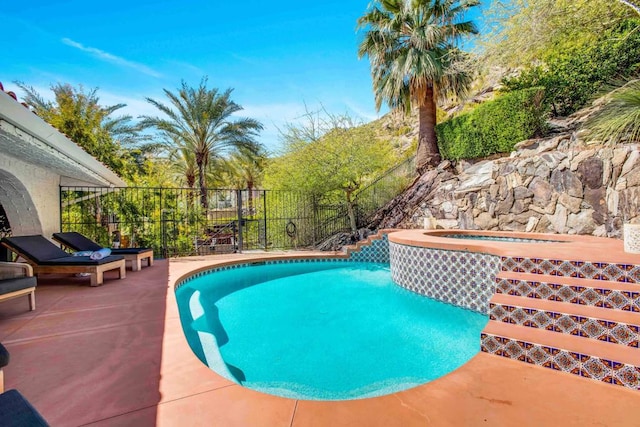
[61,38,162,78]
[236,102,308,152]
[342,99,380,122]
[98,90,164,118]
[163,60,206,77]
[229,53,265,68]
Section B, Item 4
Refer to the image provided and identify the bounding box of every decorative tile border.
[349,234,390,264]
[495,277,640,313]
[481,333,640,390]
[176,234,390,291]
[443,234,561,243]
[389,242,500,314]
[489,303,640,348]
[175,258,353,290]
[501,257,640,284]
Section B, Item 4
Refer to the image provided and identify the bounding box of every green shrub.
[436,88,549,160]
[502,19,640,117]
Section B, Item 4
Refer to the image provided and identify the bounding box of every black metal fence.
[354,156,416,226]
[60,187,351,257]
[60,157,415,257]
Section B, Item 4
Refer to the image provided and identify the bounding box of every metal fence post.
[236,189,243,253]
[60,159,413,256]
[160,188,167,258]
[263,190,268,251]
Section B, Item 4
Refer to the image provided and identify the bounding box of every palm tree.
[169,145,197,189]
[141,78,263,208]
[358,0,479,172]
[17,82,148,176]
[226,147,267,213]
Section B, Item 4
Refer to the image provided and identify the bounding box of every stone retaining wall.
[407,138,640,238]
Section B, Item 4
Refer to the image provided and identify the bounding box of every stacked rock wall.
[405,136,640,238]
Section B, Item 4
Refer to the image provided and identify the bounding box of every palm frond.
[143,78,265,205]
[358,0,478,113]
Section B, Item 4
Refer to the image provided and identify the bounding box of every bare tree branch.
[618,0,640,16]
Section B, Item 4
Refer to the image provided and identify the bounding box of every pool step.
[484,263,640,391]
[495,272,640,313]
[499,256,640,284]
[481,321,640,389]
[343,230,392,263]
[489,293,640,348]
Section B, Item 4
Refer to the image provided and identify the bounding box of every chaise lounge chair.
[0,343,50,425]
[0,235,126,287]
[52,232,154,272]
[0,262,36,312]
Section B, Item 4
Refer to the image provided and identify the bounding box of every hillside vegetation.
[360,0,640,164]
[13,0,640,250]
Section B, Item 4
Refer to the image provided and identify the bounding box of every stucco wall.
[0,152,60,238]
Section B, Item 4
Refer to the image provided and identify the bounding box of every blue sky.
[1,0,491,152]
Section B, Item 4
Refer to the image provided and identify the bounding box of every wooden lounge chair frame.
[0,344,50,425]
[0,262,36,311]
[28,262,126,287]
[52,232,154,272]
[1,236,126,287]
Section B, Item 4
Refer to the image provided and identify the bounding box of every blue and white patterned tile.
[349,234,390,263]
[389,242,500,314]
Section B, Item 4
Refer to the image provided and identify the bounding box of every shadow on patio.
[1,253,639,426]
[0,260,170,426]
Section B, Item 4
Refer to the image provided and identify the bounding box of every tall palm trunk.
[186,173,196,207]
[416,85,441,173]
[196,155,208,209]
[247,180,254,214]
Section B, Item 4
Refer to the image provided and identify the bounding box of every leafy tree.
[128,157,177,189]
[141,78,264,208]
[357,0,479,172]
[482,0,633,67]
[583,79,640,144]
[264,111,394,232]
[16,82,145,179]
[501,19,640,116]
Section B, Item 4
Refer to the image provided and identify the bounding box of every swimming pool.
[175,260,488,400]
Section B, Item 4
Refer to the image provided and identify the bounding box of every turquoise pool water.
[176,261,488,400]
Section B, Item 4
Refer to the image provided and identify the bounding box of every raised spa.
[440,233,562,243]
[175,260,488,400]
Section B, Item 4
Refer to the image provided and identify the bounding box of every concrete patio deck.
[1,252,639,426]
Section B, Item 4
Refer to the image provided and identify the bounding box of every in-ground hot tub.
[387,229,625,314]
[437,233,563,243]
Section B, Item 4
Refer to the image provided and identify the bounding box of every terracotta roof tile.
[0,81,32,112]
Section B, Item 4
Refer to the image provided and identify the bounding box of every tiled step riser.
[489,303,640,348]
[495,278,640,312]
[348,233,390,263]
[481,333,640,390]
[500,257,640,283]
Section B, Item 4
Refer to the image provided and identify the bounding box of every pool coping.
[175,256,487,401]
[163,249,640,426]
[388,229,638,264]
[2,249,640,425]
